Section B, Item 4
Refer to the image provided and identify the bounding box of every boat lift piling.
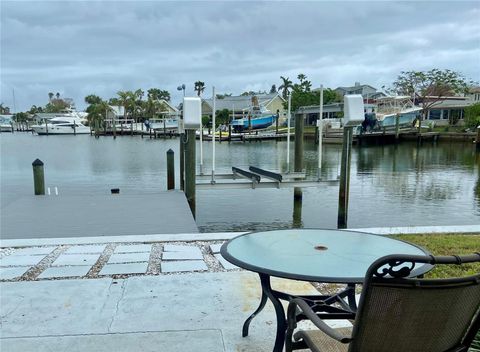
[294,108,305,202]
[337,95,365,229]
[211,87,216,184]
[318,85,324,181]
[286,93,292,173]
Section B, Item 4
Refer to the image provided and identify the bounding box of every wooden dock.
[1,192,198,239]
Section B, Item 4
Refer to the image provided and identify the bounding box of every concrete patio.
[2,225,479,351]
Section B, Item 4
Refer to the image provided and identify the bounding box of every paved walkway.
[0,241,234,281]
[1,238,351,352]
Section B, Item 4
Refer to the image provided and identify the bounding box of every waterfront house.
[467,86,480,103]
[202,93,286,121]
[421,95,475,126]
[335,82,386,103]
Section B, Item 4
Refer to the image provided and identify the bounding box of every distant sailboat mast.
[12,88,16,114]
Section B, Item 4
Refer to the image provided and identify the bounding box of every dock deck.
[1,192,198,239]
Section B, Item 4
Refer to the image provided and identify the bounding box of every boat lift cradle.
[196,166,338,190]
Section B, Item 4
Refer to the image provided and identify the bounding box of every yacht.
[32,116,90,135]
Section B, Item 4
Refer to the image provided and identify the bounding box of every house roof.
[203,93,284,111]
[159,99,179,113]
[335,84,377,92]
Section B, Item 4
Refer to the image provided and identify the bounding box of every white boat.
[0,115,14,132]
[355,96,423,134]
[144,117,179,130]
[32,116,90,135]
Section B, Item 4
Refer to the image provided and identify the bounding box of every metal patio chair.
[285,253,480,352]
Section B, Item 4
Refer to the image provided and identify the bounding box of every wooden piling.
[180,132,185,190]
[395,113,400,141]
[184,129,196,218]
[32,159,45,195]
[294,113,305,201]
[476,126,480,152]
[292,195,303,228]
[167,149,175,190]
[275,112,279,135]
[228,125,232,142]
[337,127,353,229]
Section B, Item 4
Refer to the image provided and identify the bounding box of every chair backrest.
[349,253,480,352]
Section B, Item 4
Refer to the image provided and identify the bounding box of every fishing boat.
[31,116,90,135]
[356,96,422,134]
[231,96,277,132]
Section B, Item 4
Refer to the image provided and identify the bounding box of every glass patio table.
[220,228,432,352]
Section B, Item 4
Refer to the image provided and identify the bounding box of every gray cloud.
[1,0,479,111]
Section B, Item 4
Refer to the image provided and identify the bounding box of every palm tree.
[116,91,133,120]
[55,92,60,100]
[279,76,293,99]
[297,74,306,84]
[194,81,205,97]
[48,92,54,101]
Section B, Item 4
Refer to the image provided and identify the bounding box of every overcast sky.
[1,1,479,111]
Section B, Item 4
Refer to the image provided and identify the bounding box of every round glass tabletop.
[221,229,432,283]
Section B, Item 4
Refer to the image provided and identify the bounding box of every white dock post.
[211,86,216,184]
[200,108,204,175]
[286,93,292,173]
[318,85,324,180]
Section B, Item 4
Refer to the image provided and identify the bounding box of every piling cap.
[32,158,44,166]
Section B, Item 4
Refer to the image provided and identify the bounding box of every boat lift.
[195,86,339,190]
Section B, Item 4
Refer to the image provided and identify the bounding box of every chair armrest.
[287,298,352,344]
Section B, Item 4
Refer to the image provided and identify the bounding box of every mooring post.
[167,149,175,190]
[395,113,400,141]
[275,111,279,135]
[184,129,196,218]
[32,159,45,195]
[180,132,185,190]
[292,195,303,228]
[294,112,305,202]
[476,126,480,152]
[228,124,232,142]
[45,119,49,135]
[337,126,353,229]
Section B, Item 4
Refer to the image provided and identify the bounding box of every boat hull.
[32,126,91,135]
[0,125,13,132]
[231,115,276,132]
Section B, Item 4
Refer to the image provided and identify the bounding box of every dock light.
[343,95,365,127]
[183,97,201,129]
[177,84,186,96]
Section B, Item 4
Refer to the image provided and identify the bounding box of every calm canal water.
[1,133,479,232]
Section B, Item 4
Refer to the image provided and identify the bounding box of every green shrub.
[464,102,480,129]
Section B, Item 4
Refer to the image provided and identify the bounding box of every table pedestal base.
[242,273,357,352]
